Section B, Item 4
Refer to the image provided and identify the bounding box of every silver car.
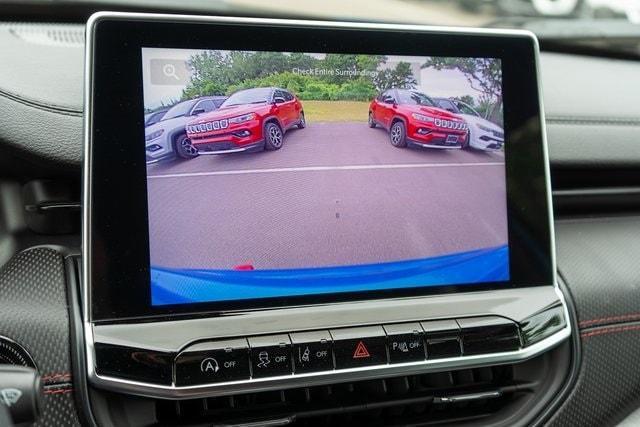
[145,96,227,163]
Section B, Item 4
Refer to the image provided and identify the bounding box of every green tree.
[422,57,502,122]
[374,62,417,91]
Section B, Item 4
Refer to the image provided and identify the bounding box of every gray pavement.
[146,122,507,270]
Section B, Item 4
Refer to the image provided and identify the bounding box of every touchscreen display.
[142,48,508,306]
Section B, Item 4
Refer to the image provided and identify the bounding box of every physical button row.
[175,317,521,386]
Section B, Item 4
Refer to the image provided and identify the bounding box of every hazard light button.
[330,326,388,369]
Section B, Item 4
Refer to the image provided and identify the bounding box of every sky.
[142,48,497,110]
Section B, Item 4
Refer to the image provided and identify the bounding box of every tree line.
[177,51,503,124]
[181,51,416,102]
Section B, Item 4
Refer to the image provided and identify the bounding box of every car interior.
[1,1,640,426]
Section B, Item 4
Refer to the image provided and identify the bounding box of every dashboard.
[0,12,640,427]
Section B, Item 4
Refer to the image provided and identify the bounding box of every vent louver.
[155,364,535,426]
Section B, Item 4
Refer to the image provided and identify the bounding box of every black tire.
[462,130,471,150]
[174,134,198,159]
[389,121,407,148]
[264,122,284,151]
[368,112,376,128]
[297,112,306,129]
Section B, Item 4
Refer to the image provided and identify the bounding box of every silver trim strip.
[88,325,570,399]
[196,145,256,155]
[82,11,569,398]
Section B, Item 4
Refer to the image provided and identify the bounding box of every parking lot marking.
[147,162,504,179]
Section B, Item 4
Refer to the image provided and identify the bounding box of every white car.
[434,98,505,151]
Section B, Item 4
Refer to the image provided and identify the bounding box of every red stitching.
[580,313,640,328]
[42,373,72,381]
[44,388,74,395]
[581,324,640,339]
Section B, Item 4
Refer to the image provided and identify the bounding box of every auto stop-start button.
[331,326,387,369]
[175,338,250,386]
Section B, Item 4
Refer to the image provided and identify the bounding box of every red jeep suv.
[185,87,305,154]
[369,89,468,149]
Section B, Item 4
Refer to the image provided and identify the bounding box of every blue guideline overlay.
[151,245,509,306]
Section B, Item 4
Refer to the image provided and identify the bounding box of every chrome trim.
[88,325,569,399]
[435,390,502,403]
[196,145,256,155]
[83,11,568,398]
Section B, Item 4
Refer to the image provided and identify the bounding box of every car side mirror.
[192,108,206,115]
[274,97,286,104]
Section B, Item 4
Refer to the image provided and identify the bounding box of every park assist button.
[383,323,426,363]
[248,335,292,378]
[175,338,250,386]
[290,330,333,374]
[331,326,387,369]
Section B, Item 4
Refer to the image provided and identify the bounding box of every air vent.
[552,168,640,216]
[155,365,532,426]
[5,23,84,47]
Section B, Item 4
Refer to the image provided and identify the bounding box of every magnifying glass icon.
[162,63,180,80]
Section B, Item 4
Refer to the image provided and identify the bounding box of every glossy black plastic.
[421,320,463,359]
[88,16,552,322]
[93,343,173,385]
[458,316,521,355]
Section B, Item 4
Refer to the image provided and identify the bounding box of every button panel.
[248,335,293,378]
[421,319,462,359]
[175,338,250,386]
[165,316,525,387]
[290,330,333,374]
[384,323,426,363]
[457,317,521,355]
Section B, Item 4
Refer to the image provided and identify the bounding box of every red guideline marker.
[353,341,370,358]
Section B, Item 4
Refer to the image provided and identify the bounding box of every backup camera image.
[142,48,508,306]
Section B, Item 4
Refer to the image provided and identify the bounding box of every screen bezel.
[86,14,553,322]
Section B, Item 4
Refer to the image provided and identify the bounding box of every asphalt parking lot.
[147,121,507,270]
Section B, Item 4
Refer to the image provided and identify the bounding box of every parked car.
[185,87,305,155]
[369,89,468,149]
[145,96,227,163]
[434,97,505,151]
[144,108,169,127]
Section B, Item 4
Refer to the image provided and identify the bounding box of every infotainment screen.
[87,16,552,321]
[141,48,509,306]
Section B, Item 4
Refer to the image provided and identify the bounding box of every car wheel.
[462,130,471,150]
[389,121,407,148]
[368,112,376,128]
[264,122,284,150]
[174,134,199,159]
[297,112,306,129]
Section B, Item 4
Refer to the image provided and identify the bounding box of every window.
[455,101,481,117]
[382,90,396,104]
[436,99,458,113]
[192,99,217,114]
[396,90,435,106]
[283,90,294,101]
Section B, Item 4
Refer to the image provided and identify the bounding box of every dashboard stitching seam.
[580,324,640,339]
[546,116,640,126]
[0,89,82,117]
[579,313,640,328]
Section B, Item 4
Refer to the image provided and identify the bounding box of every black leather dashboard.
[0,22,640,427]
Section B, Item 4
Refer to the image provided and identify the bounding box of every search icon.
[162,63,180,80]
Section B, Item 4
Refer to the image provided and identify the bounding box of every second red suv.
[369,89,468,149]
[185,87,305,155]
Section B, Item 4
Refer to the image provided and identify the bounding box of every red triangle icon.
[353,341,370,359]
